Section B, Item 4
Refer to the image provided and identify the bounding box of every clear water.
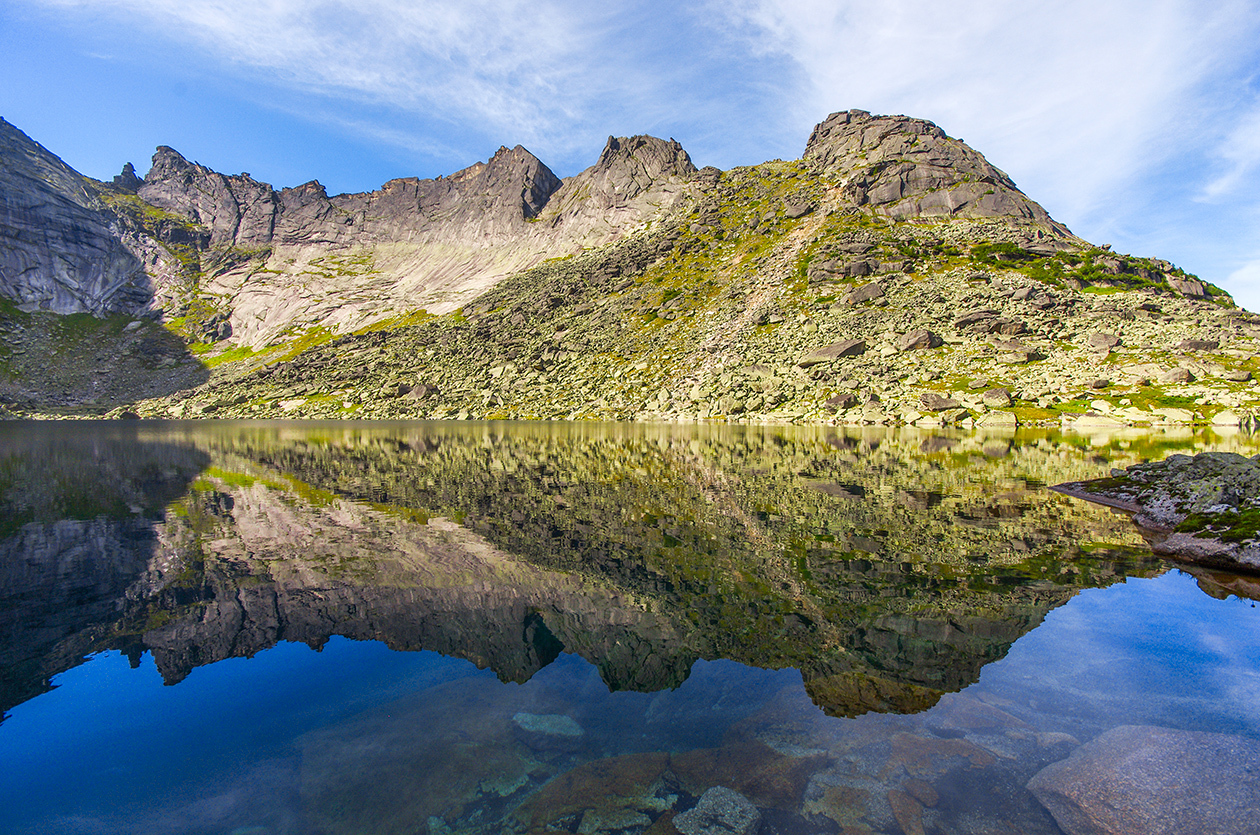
[0,421,1257,835]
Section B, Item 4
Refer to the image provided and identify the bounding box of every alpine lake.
[1,420,1258,835]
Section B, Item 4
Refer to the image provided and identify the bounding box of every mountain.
[1,109,1257,426]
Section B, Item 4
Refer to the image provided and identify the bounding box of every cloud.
[36,0,612,151]
[709,0,1260,224]
[1227,256,1260,291]
[1200,101,1260,200]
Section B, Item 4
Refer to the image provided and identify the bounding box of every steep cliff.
[0,118,184,317]
[803,109,1069,235]
[134,136,691,348]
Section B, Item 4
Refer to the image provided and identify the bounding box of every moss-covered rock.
[1052,451,1260,572]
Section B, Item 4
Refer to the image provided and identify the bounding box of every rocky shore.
[1053,451,1260,573]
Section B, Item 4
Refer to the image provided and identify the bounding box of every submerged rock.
[673,786,761,835]
[1026,724,1260,835]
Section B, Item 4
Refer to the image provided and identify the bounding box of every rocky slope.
[1,108,1257,425]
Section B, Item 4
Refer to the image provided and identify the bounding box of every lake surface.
[1,420,1257,835]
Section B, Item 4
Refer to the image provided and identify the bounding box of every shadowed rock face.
[0,118,179,316]
[0,422,1165,722]
[0,427,209,714]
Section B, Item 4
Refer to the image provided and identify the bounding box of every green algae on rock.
[1051,451,1260,573]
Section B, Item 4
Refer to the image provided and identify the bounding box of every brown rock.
[920,392,960,411]
[887,732,995,778]
[672,742,825,811]
[1158,367,1194,384]
[897,330,940,351]
[902,779,939,808]
[886,789,925,835]
[798,339,866,368]
[1026,724,1260,835]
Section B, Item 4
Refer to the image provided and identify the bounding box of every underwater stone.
[512,711,584,737]
[673,786,761,835]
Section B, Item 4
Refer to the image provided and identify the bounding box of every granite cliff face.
[0,118,185,317]
[132,135,694,348]
[804,110,1069,236]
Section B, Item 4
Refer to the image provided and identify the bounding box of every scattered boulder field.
[1,109,1257,426]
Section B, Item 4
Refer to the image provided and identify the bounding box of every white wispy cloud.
[1200,101,1260,200]
[709,0,1260,225]
[37,0,610,151]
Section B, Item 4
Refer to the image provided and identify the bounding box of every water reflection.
[2,421,1184,720]
[0,421,1257,835]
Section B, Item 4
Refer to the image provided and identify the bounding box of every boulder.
[954,310,1026,336]
[976,410,1017,428]
[824,393,858,412]
[842,283,884,305]
[1027,724,1260,835]
[919,392,960,411]
[981,387,1012,408]
[783,201,813,219]
[1086,333,1121,351]
[1158,368,1194,384]
[1177,339,1219,352]
[897,330,940,352]
[954,309,1001,329]
[673,786,762,835]
[797,339,866,368]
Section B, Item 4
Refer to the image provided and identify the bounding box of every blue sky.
[4,0,1260,310]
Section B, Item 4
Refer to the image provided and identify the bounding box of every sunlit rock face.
[133,136,696,348]
[0,422,1177,723]
[803,109,1069,234]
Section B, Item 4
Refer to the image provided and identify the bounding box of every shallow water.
[0,421,1257,835]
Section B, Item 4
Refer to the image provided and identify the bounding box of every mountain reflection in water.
[1,421,1258,835]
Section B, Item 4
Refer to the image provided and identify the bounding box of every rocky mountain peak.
[462,143,561,218]
[804,109,1068,235]
[139,147,278,248]
[588,135,697,202]
[111,162,144,192]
